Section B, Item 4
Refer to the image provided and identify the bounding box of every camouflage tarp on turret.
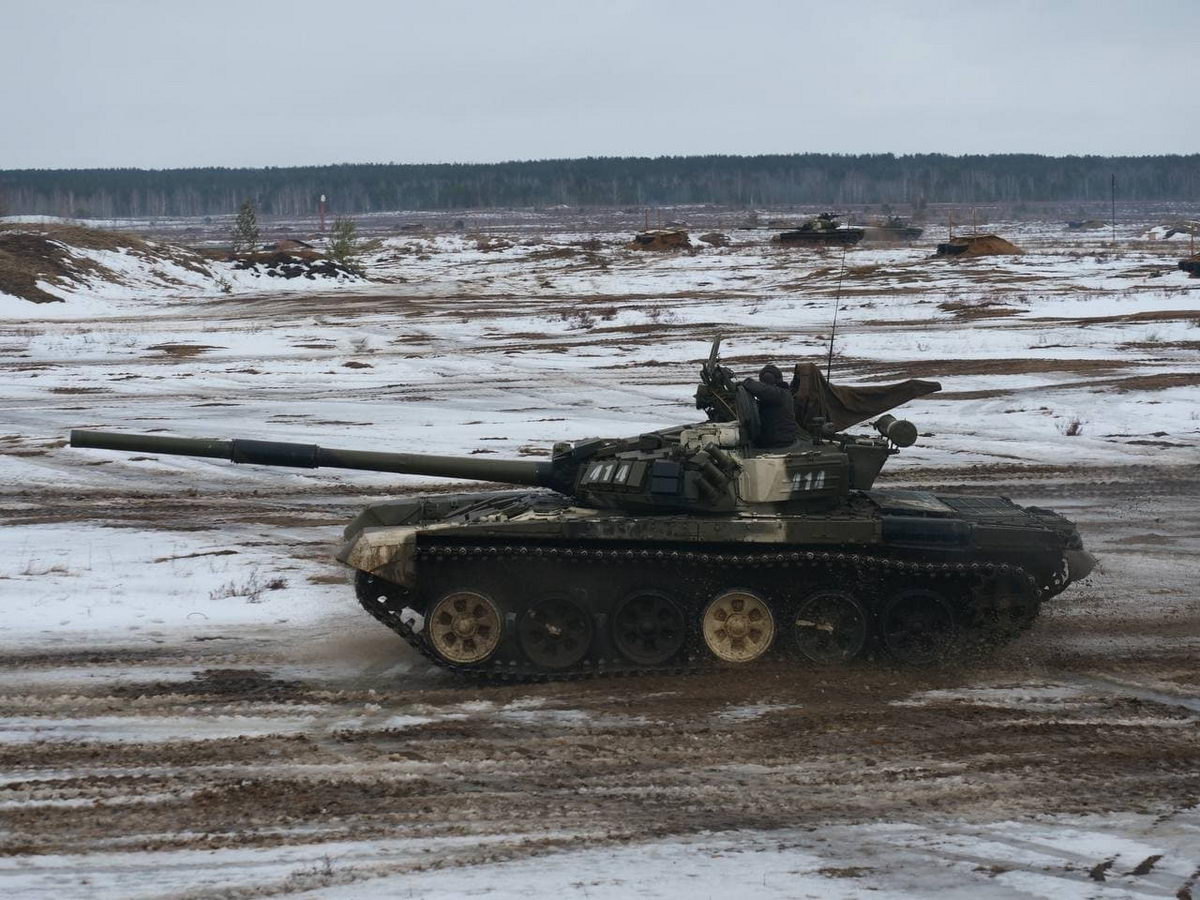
[790,362,941,432]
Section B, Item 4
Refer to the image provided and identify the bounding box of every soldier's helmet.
[759,364,784,385]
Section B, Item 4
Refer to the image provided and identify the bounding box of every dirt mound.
[936,234,1022,258]
[231,251,359,280]
[473,235,513,253]
[699,232,729,247]
[0,231,87,303]
[527,245,581,260]
[1147,221,1200,240]
[0,223,212,304]
[626,229,691,251]
[1178,255,1200,277]
[0,226,147,303]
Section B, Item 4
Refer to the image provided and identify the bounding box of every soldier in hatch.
[742,364,801,449]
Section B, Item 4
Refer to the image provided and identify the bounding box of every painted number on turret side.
[791,470,827,492]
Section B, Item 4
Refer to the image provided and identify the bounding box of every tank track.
[355,543,1044,682]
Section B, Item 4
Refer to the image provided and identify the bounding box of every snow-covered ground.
[6,812,1197,899]
[0,216,1197,898]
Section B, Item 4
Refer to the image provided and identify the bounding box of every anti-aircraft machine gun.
[71,338,1094,677]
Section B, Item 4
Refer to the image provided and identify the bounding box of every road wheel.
[880,589,957,666]
[518,596,593,670]
[611,590,686,665]
[427,590,503,665]
[792,589,868,664]
[701,589,774,663]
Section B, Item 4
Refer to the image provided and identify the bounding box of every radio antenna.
[825,245,849,380]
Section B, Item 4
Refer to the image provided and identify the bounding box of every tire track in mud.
[1,473,1197,893]
[1,653,1197,856]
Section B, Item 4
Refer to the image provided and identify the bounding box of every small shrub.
[1056,417,1085,437]
[645,306,680,325]
[327,218,360,267]
[209,571,288,604]
[231,200,260,255]
[560,309,595,330]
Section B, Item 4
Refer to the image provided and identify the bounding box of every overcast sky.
[4,0,1196,170]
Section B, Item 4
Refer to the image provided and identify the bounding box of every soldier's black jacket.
[742,378,801,448]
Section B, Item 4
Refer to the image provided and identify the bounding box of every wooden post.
[1111,174,1117,247]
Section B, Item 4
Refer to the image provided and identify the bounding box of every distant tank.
[863,216,924,242]
[71,338,1094,678]
[776,213,864,246]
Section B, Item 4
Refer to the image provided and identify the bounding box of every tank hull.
[342,488,1093,677]
[863,224,924,242]
[776,228,864,246]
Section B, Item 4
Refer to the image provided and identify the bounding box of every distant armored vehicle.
[71,338,1094,678]
[776,213,864,246]
[863,216,923,242]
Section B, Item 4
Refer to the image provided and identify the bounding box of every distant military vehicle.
[863,216,923,242]
[776,213,864,246]
[71,338,1094,678]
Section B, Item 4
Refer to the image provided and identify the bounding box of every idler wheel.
[518,596,593,670]
[701,589,775,663]
[792,590,868,664]
[612,590,686,665]
[427,590,503,665]
[880,589,957,666]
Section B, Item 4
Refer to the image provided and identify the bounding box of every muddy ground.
[0,466,1197,897]
[1,236,1198,896]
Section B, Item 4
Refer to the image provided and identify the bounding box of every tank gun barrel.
[70,430,558,488]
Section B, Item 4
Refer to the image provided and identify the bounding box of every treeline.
[2,154,1197,218]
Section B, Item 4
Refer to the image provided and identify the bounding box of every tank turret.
[72,338,933,515]
[69,339,1095,677]
[71,385,917,517]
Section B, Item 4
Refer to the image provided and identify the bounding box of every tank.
[70,338,1095,677]
[863,216,924,242]
[776,213,864,246]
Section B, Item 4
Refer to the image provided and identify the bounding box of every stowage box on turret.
[71,338,1095,677]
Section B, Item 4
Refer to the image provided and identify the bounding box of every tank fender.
[337,526,421,587]
[1065,549,1097,584]
[881,515,972,546]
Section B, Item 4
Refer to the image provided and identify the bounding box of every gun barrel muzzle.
[874,415,918,448]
